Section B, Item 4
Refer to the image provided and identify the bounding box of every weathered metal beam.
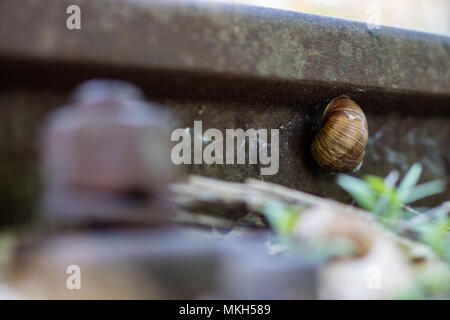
[0,0,449,96]
[0,0,449,226]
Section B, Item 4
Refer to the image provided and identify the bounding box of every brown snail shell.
[311,95,368,172]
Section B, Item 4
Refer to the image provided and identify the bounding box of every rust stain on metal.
[0,0,449,95]
[0,1,448,225]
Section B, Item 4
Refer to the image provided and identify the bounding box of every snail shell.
[311,95,368,172]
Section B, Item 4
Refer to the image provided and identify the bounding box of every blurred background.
[212,0,450,36]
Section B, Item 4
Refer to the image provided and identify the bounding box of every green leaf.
[404,180,445,204]
[364,175,388,194]
[421,215,449,257]
[384,170,399,188]
[365,174,402,217]
[337,175,377,210]
[398,163,422,201]
[262,201,302,237]
[373,196,390,216]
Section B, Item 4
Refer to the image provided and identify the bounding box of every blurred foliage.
[262,202,355,261]
[337,163,445,228]
[398,263,450,300]
[338,163,449,298]
[262,163,449,298]
[417,212,450,263]
[337,163,448,259]
[262,201,303,238]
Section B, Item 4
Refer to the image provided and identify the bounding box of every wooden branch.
[168,175,338,229]
[245,178,324,206]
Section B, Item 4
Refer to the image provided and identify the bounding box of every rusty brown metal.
[41,79,177,227]
[0,0,449,95]
[42,79,176,192]
[12,229,318,299]
[0,0,449,226]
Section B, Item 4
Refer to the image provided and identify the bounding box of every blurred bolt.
[42,79,176,193]
[41,79,177,226]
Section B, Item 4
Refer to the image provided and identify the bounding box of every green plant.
[418,212,450,263]
[398,263,450,299]
[261,201,354,260]
[337,163,445,228]
[337,163,449,261]
[338,164,449,298]
[262,201,304,238]
[262,163,449,299]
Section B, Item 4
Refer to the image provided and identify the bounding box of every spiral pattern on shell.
[311,95,368,172]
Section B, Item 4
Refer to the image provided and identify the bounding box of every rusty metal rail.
[0,0,449,225]
[1,0,449,94]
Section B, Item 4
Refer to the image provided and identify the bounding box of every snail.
[311,95,368,172]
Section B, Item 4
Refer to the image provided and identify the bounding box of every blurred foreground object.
[293,203,375,257]
[6,175,447,299]
[41,79,177,227]
[294,204,413,299]
[171,176,449,299]
[10,230,317,299]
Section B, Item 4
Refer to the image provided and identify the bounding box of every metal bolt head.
[42,79,177,194]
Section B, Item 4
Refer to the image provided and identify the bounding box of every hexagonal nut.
[41,79,178,194]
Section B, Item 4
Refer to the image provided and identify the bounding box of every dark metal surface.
[0,0,449,225]
[1,0,449,94]
[41,79,177,227]
[12,229,318,299]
